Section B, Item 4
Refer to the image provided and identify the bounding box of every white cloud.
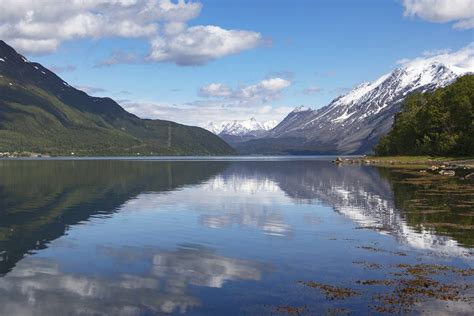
[120,99,292,128]
[402,0,474,29]
[0,0,263,65]
[199,77,291,104]
[397,43,474,74]
[148,25,262,65]
[199,83,232,97]
[120,77,292,127]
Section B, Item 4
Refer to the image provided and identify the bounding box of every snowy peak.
[325,61,464,124]
[291,105,312,113]
[204,118,278,136]
[397,62,458,92]
[236,45,474,154]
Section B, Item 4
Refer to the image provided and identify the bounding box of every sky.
[1,0,473,127]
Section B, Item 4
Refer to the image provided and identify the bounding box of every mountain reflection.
[0,160,228,275]
[0,159,471,279]
[210,161,473,253]
[0,244,263,315]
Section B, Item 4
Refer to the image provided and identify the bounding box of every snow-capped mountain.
[205,117,278,147]
[238,51,473,154]
[205,117,278,136]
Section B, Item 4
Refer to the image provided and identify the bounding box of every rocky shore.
[0,152,49,158]
[333,156,474,180]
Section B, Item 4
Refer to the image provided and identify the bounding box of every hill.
[0,41,234,156]
[375,75,474,156]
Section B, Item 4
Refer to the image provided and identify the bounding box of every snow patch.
[205,117,279,136]
[292,105,312,113]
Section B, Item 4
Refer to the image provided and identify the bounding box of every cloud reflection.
[0,245,264,315]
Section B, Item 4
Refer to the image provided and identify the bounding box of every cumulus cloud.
[148,25,263,65]
[0,0,263,65]
[199,77,291,104]
[402,0,474,29]
[199,83,232,97]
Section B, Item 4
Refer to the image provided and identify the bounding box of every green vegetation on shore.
[365,156,474,165]
[0,76,235,156]
[374,75,474,156]
[0,40,235,156]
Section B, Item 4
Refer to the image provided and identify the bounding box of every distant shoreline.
[0,155,357,161]
[3,155,473,169]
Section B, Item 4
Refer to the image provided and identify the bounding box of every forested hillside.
[0,41,234,156]
[375,75,474,156]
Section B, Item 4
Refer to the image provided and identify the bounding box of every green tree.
[375,75,474,156]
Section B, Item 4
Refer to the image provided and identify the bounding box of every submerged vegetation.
[378,167,474,247]
[375,75,474,156]
[289,263,473,315]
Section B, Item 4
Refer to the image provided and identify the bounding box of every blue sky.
[2,0,473,126]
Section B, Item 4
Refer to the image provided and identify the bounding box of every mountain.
[0,40,234,156]
[204,117,278,147]
[237,61,472,155]
[205,117,278,136]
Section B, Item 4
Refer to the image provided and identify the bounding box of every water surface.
[0,159,472,315]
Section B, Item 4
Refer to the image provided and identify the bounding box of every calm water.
[0,158,472,315]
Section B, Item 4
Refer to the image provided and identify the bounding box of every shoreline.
[333,156,474,180]
[334,156,474,167]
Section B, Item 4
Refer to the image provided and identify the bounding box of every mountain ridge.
[0,40,235,156]
[237,60,473,155]
[205,117,278,136]
[204,117,278,147]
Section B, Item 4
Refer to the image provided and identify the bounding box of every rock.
[364,160,371,164]
[439,170,455,176]
[335,157,343,163]
[430,165,439,171]
[465,172,474,180]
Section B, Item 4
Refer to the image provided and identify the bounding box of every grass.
[367,155,474,162]
[358,156,474,168]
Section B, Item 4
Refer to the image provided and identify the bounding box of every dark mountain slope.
[0,40,234,156]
